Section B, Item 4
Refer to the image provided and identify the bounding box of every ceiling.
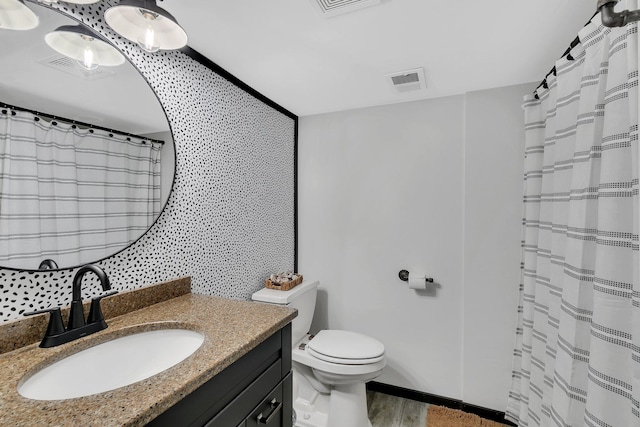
[162,0,597,117]
[0,3,169,136]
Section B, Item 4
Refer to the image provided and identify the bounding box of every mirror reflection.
[0,2,175,270]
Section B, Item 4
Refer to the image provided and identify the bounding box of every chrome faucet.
[24,264,117,348]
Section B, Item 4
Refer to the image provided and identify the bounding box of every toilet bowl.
[252,280,385,427]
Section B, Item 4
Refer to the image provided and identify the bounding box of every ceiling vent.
[37,54,114,81]
[310,0,382,17]
[386,68,427,93]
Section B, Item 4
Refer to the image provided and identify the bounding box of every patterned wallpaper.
[0,1,296,322]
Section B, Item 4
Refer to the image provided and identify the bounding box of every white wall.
[299,96,466,401]
[298,83,534,411]
[463,83,534,409]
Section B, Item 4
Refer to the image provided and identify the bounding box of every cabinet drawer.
[245,376,287,427]
[205,361,283,427]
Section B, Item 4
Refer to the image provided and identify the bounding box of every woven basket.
[265,274,303,291]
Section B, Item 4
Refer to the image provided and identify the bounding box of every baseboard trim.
[366,382,516,426]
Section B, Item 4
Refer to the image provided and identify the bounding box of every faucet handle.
[88,291,118,324]
[24,307,65,337]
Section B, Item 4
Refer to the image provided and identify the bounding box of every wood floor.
[367,391,429,427]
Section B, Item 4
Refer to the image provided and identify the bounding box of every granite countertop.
[0,292,296,427]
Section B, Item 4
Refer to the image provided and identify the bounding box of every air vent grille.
[386,68,427,93]
[391,73,420,86]
[310,0,381,17]
[37,54,114,81]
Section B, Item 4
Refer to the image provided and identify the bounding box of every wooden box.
[265,274,303,291]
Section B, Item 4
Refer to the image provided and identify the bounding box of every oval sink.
[18,328,204,400]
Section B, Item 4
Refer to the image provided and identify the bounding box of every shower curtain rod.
[535,1,638,99]
[533,35,580,98]
[534,10,599,98]
[0,101,165,146]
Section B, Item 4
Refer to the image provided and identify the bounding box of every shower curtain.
[0,108,162,269]
[506,4,640,427]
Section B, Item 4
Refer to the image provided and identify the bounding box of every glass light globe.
[136,10,160,53]
[76,35,99,70]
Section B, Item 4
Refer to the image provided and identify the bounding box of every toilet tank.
[251,280,319,345]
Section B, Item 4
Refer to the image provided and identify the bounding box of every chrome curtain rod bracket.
[598,0,640,27]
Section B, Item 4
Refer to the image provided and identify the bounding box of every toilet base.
[295,412,372,427]
[292,364,374,427]
[328,382,373,427]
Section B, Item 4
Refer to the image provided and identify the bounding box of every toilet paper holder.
[399,269,434,283]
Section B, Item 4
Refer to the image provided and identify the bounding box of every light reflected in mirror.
[0,2,175,270]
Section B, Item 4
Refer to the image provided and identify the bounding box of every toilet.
[252,280,385,427]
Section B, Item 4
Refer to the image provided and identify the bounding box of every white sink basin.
[18,328,204,400]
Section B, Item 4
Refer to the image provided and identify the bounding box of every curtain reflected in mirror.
[0,2,175,270]
[0,107,163,268]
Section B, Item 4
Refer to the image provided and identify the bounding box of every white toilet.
[252,280,385,427]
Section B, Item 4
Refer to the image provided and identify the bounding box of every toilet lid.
[306,330,385,365]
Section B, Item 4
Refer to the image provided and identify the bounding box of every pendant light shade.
[0,0,39,31]
[104,0,187,52]
[45,25,125,70]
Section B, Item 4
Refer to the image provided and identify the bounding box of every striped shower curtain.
[0,108,162,269]
[506,5,640,427]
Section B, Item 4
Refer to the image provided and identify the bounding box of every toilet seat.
[306,330,385,365]
[293,332,386,377]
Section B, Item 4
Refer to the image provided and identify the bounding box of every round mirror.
[0,2,175,270]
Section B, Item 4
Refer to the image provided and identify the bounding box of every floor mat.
[426,405,510,427]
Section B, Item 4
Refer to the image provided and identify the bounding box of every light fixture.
[45,25,125,71]
[104,0,187,52]
[0,0,39,31]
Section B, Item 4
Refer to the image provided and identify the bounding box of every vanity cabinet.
[148,324,293,427]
